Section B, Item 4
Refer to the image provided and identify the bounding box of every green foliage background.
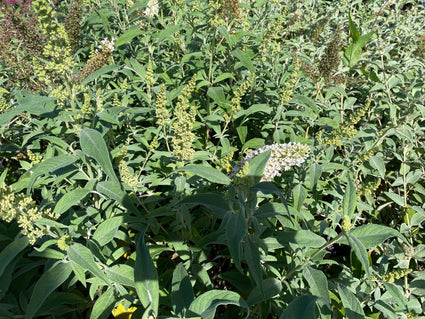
[0,0,425,318]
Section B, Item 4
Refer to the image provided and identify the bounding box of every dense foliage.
[0,0,425,318]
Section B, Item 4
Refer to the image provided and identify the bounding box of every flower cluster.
[144,0,159,18]
[229,143,310,182]
[279,59,300,105]
[172,74,197,161]
[230,74,254,114]
[0,184,59,244]
[64,0,83,52]
[382,268,412,284]
[155,85,169,126]
[73,38,115,84]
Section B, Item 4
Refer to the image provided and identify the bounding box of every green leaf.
[232,48,255,72]
[382,282,407,308]
[177,164,230,185]
[343,175,356,217]
[25,262,73,319]
[27,155,78,196]
[157,25,181,42]
[96,181,142,216]
[277,229,326,248]
[368,155,386,179]
[303,266,330,304]
[207,86,226,105]
[172,263,195,316]
[243,237,263,290]
[188,290,249,319]
[93,216,124,246]
[337,284,365,319]
[384,191,405,207]
[309,163,322,189]
[0,236,28,278]
[80,128,119,184]
[346,234,370,279]
[134,230,159,317]
[348,13,360,42]
[53,188,90,215]
[179,193,228,219]
[225,211,247,270]
[89,287,116,319]
[67,243,110,284]
[248,150,271,184]
[105,264,134,287]
[293,183,307,212]
[343,31,374,67]
[339,224,406,248]
[81,64,121,85]
[279,295,322,319]
[115,29,144,47]
[246,278,282,306]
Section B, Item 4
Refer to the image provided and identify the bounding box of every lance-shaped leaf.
[134,229,159,317]
[171,263,195,316]
[80,128,119,184]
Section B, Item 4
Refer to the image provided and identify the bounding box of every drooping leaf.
[27,155,78,195]
[384,191,405,207]
[368,155,386,179]
[177,164,230,185]
[225,211,247,270]
[81,65,121,85]
[53,188,90,215]
[179,193,228,218]
[279,295,322,319]
[293,183,307,212]
[303,266,330,304]
[188,290,249,319]
[346,234,371,279]
[96,181,142,217]
[105,264,134,287]
[339,224,407,248]
[134,230,159,317]
[337,284,365,319]
[0,236,28,278]
[92,216,124,246]
[89,287,116,319]
[80,128,119,184]
[243,237,263,291]
[115,29,144,47]
[67,243,110,284]
[26,262,73,319]
[246,278,282,306]
[343,175,356,217]
[171,263,195,316]
[277,229,326,248]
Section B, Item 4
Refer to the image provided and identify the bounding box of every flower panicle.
[229,142,310,182]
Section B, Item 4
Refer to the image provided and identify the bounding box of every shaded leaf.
[279,295,322,319]
[172,263,195,316]
[0,236,28,278]
[93,216,124,246]
[26,262,73,319]
[89,287,115,319]
[177,164,230,185]
[337,284,365,319]
[53,188,90,215]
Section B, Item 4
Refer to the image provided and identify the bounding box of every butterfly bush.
[229,143,310,182]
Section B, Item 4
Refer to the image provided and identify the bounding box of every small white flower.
[100,37,115,52]
[228,143,310,182]
[144,0,159,18]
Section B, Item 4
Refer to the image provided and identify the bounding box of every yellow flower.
[112,303,137,319]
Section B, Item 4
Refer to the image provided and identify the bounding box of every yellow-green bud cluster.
[119,161,138,188]
[57,235,73,251]
[341,215,352,231]
[232,161,254,191]
[155,85,169,126]
[357,178,381,200]
[96,88,104,112]
[121,79,128,92]
[357,148,376,163]
[113,93,121,107]
[172,74,197,161]
[322,100,371,147]
[258,13,288,62]
[27,150,43,164]
[217,152,234,173]
[229,143,310,182]
[231,74,254,114]
[81,93,92,115]
[115,145,128,164]
[146,58,155,85]
[149,136,159,152]
[0,99,9,112]
[382,268,412,283]
[0,184,59,244]
[279,60,300,105]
